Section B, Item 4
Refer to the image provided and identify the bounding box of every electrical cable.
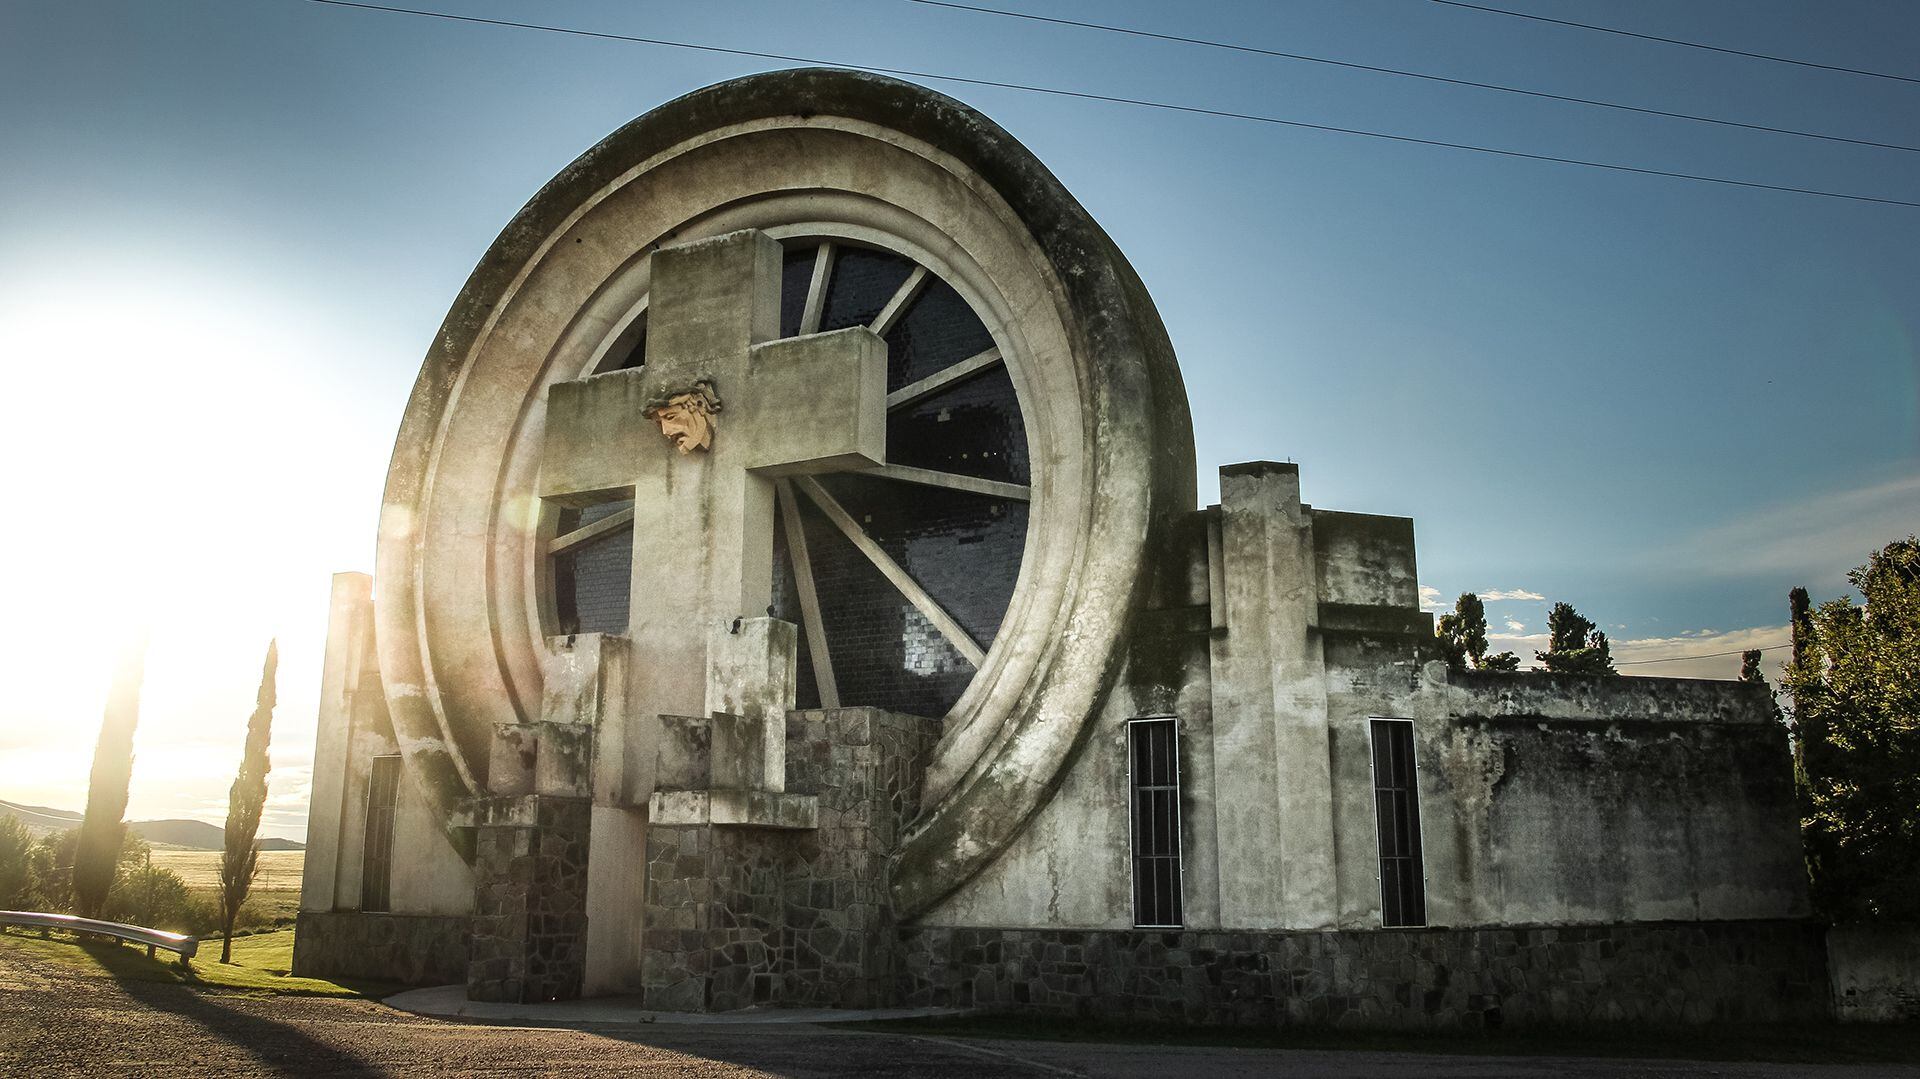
[905,0,1920,154]
[1614,642,1790,666]
[294,0,1920,210]
[1427,0,1920,87]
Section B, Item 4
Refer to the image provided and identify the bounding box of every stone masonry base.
[291,911,472,987]
[896,919,1831,1028]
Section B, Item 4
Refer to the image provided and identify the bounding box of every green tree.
[74,643,146,918]
[218,641,277,962]
[1435,593,1522,672]
[1740,649,1766,684]
[105,862,209,936]
[1536,602,1615,676]
[1435,593,1487,672]
[0,815,31,909]
[1785,538,1920,921]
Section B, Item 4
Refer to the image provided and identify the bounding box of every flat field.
[147,848,304,928]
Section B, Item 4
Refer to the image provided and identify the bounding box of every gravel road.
[2,941,1914,1078]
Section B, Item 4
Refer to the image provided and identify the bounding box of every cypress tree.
[218,640,277,963]
[74,642,145,919]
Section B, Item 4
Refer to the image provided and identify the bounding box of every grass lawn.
[855,1012,1920,1066]
[0,925,394,999]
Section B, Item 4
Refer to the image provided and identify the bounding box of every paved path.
[2,943,1915,1077]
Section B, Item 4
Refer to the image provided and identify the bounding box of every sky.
[0,0,1914,839]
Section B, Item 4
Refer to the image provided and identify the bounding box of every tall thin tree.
[74,641,145,919]
[218,640,277,962]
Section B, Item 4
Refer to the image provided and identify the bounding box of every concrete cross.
[539,229,887,749]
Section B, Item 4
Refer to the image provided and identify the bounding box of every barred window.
[361,755,401,914]
[1128,717,1184,928]
[1369,719,1427,928]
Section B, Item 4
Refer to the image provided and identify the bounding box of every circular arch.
[374,69,1194,916]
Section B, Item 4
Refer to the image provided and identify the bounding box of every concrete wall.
[924,462,1806,939]
[297,573,473,920]
[927,513,1218,931]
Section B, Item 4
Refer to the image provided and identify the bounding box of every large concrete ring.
[373,69,1194,917]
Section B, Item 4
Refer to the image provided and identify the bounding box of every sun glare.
[0,256,381,832]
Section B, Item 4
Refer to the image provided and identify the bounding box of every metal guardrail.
[0,910,199,961]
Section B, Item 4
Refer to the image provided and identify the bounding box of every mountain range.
[0,798,304,851]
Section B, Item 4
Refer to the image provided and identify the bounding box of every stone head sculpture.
[643,380,722,454]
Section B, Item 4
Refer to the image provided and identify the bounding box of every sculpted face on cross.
[643,381,721,455]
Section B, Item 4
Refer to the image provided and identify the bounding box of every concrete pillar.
[1207,462,1338,929]
[299,572,371,914]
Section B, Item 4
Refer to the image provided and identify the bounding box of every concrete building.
[294,69,1821,1026]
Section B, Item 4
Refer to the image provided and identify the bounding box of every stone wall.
[467,795,594,1003]
[291,911,470,986]
[897,919,1830,1028]
[642,707,937,1011]
[1828,924,1920,1022]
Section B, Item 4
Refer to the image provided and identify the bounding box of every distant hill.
[0,798,304,851]
[0,799,81,836]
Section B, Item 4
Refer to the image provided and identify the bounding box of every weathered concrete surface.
[299,572,370,914]
[365,69,1195,925]
[1208,462,1337,930]
[1830,924,1920,1021]
[293,570,471,963]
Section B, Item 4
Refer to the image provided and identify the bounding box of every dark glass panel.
[553,498,633,540]
[554,526,633,637]
[883,276,994,392]
[610,313,647,371]
[814,472,1025,650]
[779,245,818,339]
[794,494,973,719]
[887,366,1030,485]
[360,755,401,914]
[820,247,916,333]
[1369,719,1427,928]
[1128,719,1184,927]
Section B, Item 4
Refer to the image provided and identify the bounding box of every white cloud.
[1481,624,1789,682]
[1673,474,1920,584]
[1480,588,1545,602]
[1612,625,1791,684]
[1418,585,1445,612]
[1504,619,1526,633]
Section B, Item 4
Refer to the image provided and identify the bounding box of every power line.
[295,0,1920,210]
[906,0,1920,154]
[1428,0,1920,87]
[1615,642,1790,666]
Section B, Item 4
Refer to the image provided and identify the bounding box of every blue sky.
[1,0,1914,833]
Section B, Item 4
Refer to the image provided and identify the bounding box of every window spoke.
[886,346,1003,412]
[547,505,636,555]
[776,479,840,708]
[799,242,835,336]
[794,475,986,667]
[855,463,1030,502]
